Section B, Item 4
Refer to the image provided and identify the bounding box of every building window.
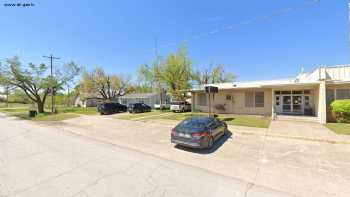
[226,95,232,101]
[336,89,350,99]
[198,93,207,106]
[276,96,280,106]
[245,91,264,108]
[281,91,291,94]
[292,90,303,94]
[255,92,265,107]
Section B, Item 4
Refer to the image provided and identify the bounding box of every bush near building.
[330,99,350,123]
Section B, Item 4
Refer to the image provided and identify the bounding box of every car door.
[209,119,220,140]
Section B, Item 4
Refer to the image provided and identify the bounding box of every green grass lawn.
[14,112,79,121]
[218,114,271,128]
[0,102,32,108]
[57,107,99,115]
[116,111,271,128]
[0,107,80,121]
[0,104,99,121]
[326,123,350,135]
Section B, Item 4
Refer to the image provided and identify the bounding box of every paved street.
[0,113,295,197]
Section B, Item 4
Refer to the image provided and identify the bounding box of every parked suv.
[98,102,127,115]
[170,101,191,112]
[128,103,152,113]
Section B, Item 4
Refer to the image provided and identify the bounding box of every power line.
[158,0,320,49]
[43,54,60,113]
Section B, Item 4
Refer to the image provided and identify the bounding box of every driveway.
[0,113,293,197]
[57,115,350,197]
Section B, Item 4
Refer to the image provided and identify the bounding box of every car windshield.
[171,101,184,105]
[177,117,212,132]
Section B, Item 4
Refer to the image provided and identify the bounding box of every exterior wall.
[193,88,272,115]
[314,86,319,116]
[318,81,327,124]
[325,66,350,81]
[304,65,350,81]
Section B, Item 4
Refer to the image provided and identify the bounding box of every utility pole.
[154,37,164,111]
[43,54,60,113]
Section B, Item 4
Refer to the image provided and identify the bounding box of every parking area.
[58,115,350,197]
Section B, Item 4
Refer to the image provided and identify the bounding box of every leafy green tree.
[193,64,236,85]
[7,89,32,104]
[79,67,133,100]
[0,56,81,113]
[137,46,193,101]
[136,64,154,93]
[161,46,192,100]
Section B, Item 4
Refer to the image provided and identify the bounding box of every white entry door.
[281,95,303,114]
[282,95,292,113]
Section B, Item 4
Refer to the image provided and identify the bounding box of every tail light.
[171,128,176,135]
[191,132,210,137]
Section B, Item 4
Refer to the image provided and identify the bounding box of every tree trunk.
[37,101,45,113]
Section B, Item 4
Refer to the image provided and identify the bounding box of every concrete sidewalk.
[228,120,350,144]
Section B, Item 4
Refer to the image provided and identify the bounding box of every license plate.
[178,133,191,138]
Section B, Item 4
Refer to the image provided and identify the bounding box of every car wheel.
[208,137,214,149]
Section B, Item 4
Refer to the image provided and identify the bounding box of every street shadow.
[174,130,233,154]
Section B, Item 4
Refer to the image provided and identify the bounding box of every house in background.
[190,65,350,124]
[117,93,170,108]
[74,93,104,107]
[74,92,171,108]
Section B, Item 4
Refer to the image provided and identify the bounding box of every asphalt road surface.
[0,113,296,197]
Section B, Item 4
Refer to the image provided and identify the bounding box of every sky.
[0,0,349,82]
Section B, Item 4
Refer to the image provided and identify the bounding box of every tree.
[193,64,236,85]
[136,64,154,93]
[137,46,193,101]
[79,67,133,100]
[0,56,81,113]
[161,46,192,100]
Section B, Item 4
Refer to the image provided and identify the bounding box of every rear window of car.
[177,117,213,131]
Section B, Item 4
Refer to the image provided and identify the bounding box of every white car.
[154,103,170,110]
[170,101,191,112]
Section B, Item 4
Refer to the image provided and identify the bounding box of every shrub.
[330,99,350,123]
